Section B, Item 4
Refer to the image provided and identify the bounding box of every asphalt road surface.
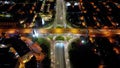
[54,0,66,28]
[55,41,66,68]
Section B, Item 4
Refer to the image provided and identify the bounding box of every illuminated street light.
[32,29,39,37]
[42,18,45,25]
[66,2,71,6]
[80,36,88,45]
[70,28,79,34]
[53,28,64,34]
[0,44,7,48]
[74,2,79,6]
[81,40,85,44]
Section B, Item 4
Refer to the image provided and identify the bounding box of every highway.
[54,0,66,28]
[53,0,69,68]
[0,28,120,35]
[53,0,67,67]
[55,41,66,68]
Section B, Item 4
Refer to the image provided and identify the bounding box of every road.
[55,41,66,68]
[53,0,66,28]
[53,0,69,68]
[0,28,120,35]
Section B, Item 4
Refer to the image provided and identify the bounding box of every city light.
[0,44,7,48]
[42,18,45,25]
[74,2,79,6]
[66,2,71,6]
[53,28,64,34]
[81,40,85,44]
[32,29,39,37]
[70,28,79,34]
[80,36,88,45]
[0,0,120,68]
